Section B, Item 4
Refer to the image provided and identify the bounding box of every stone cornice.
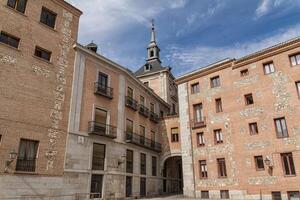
[52,0,82,17]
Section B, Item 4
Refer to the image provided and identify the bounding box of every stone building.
[173,37,300,199]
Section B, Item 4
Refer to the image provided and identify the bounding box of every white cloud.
[166,23,300,75]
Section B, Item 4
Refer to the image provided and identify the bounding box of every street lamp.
[4,149,18,173]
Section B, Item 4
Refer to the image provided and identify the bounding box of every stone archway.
[161,154,183,195]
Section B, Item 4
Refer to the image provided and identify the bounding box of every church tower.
[135,20,178,116]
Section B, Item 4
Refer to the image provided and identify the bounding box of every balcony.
[125,132,161,152]
[88,121,117,139]
[16,158,36,172]
[139,104,149,118]
[191,117,207,129]
[125,96,138,111]
[94,82,113,99]
[149,111,159,123]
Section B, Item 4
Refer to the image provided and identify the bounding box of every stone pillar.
[178,83,195,198]
[117,74,126,142]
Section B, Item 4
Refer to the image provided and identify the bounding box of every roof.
[135,60,168,77]
[74,43,171,108]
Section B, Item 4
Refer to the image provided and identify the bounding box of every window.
[221,190,229,199]
[272,192,282,200]
[126,119,133,134]
[144,82,149,87]
[40,7,57,28]
[16,139,39,172]
[127,87,133,98]
[94,108,108,135]
[217,158,227,178]
[191,83,200,94]
[287,191,299,200]
[98,72,108,88]
[144,64,151,71]
[211,76,220,88]
[150,50,154,57]
[215,98,223,113]
[281,153,296,176]
[150,103,155,112]
[152,156,157,176]
[92,143,105,170]
[274,117,288,138]
[171,127,179,142]
[126,150,133,173]
[201,191,209,199]
[249,122,258,135]
[245,93,254,105]
[7,0,27,13]
[35,46,51,61]
[140,125,146,144]
[90,174,103,198]
[199,160,208,179]
[140,177,146,197]
[193,103,204,122]
[0,134,2,145]
[172,103,176,114]
[240,69,249,77]
[160,110,164,118]
[254,156,264,170]
[290,53,300,66]
[264,62,275,74]
[140,96,145,105]
[197,132,205,146]
[0,31,20,48]
[214,129,223,144]
[140,153,146,175]
[126,176,132,197]
[296,81,300,98]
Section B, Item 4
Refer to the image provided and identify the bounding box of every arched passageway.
[162,156,183,194]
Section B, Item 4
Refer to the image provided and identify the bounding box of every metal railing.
[88,121,117,139]
[149,111,159,123]
[125,131,161,152]
[138,104,149,117]
[191,117,207,129]
[94,82,113,99]
[125,96,138,111]
[15,158,36,172]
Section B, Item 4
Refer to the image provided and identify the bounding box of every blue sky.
[68,0,300,76]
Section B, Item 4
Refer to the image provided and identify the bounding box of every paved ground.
[142,195,187,199]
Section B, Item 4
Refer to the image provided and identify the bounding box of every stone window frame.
[91,143,106,171]
[210,75,221,88]
[16,138,39,172]
[34,46,52,62]
[197,132,205,147]
[287,191,300,200]
[249,122,259,135]
[244,93,254,105]
[201,191,209,199]
[7,0,27,14]
[271,191,282,200]
[296,81,300,99]
[126,149,134,173]
[289,53,300,67]
[40,7,57,29]
[151,156,157,176]
[0,31,20,49]
[217,158,227,178]
[215,98,223,113]
[240,69,249,77]
[191,82,200,94]
[140,153,147,175]
[281,152,296,176]
[220,190,230,199]
[171,127,179,143]
[254,155,265,171]
[274,117,289,138]
[214,129,223,144]
[263,61,276,75]
[199,160,208,179]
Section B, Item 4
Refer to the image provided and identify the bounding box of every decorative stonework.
[197,178,238,187]
[234,75,259,88]
[32,65,50,78]
[271,71,291,112]
[248,176,277,185]
[292,127,300,136]
[245,157,252,167]
[209,113,230,124]
[283,137,297,145]
[250,63,257,69]
[245,141,270,150]
[240,107,264,118]
[0,54,17,65]
[45,10,73,170]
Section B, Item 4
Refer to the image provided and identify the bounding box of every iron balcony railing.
[94,82,113,99]
[16,158,36,172]
[149,111,159,123]
[191,117,207,129]
[125,96,138,111]
[139,104,149,117]
[88,121,117,139]
[125,131,161,152]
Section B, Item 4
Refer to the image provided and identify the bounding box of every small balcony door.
[140,177,146,197]
[194,104,203,122]
[126,176,132,197]
[90,174,103,198]
[140,125,145,145]
[94,108,108,135]
[98,72,108,88]
[126,119,133,140]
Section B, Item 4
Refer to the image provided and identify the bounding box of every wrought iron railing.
[138,104,149,117]
[125,96,138,111]
[191,117,207,129]
[125,131,161,152]
[88,121,117,139]
[94,82,113,99]
[149,111,159,123]
[16,158,36,172]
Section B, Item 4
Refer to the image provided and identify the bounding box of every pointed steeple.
[147,19,160,63]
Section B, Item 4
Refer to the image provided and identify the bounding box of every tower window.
[144,64,151,71]
[150,50,154,57]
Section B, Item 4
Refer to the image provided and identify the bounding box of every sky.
[68,0,300,77]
